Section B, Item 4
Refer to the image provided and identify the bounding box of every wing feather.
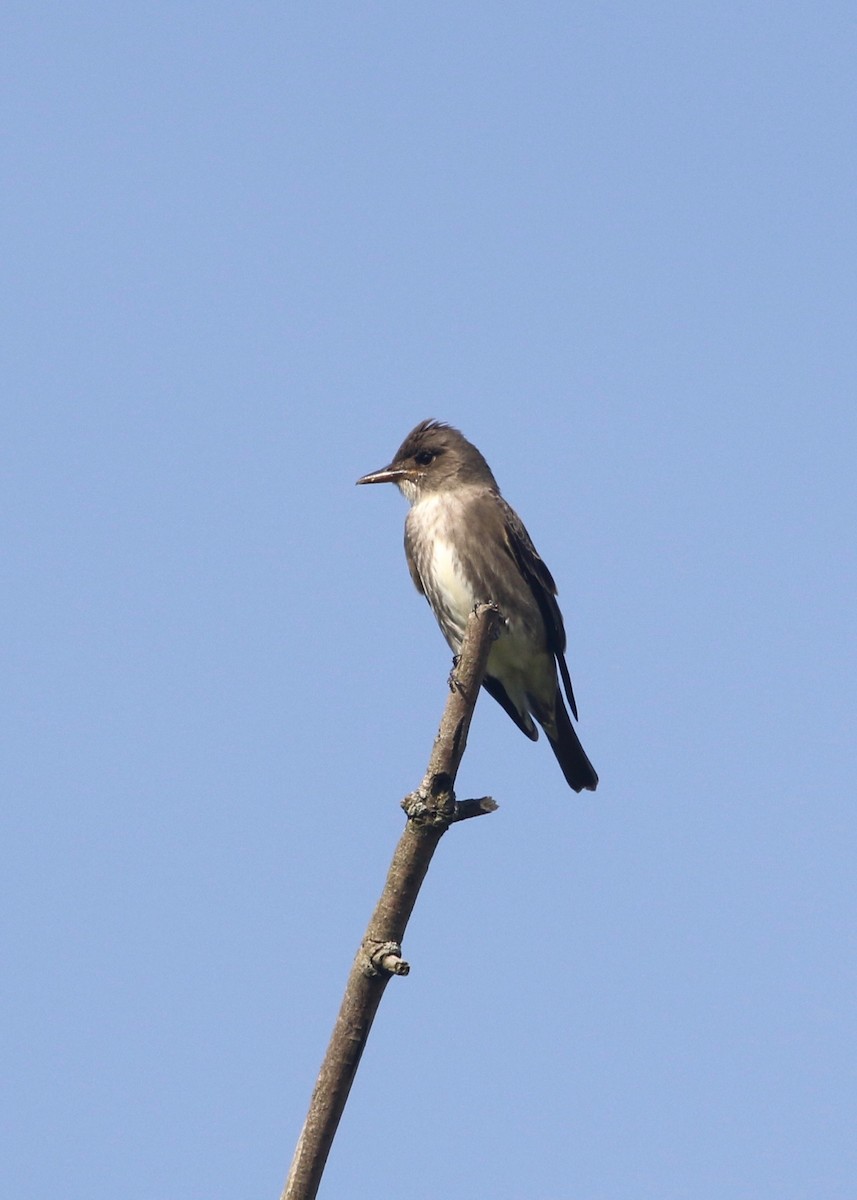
[499,497,580,721]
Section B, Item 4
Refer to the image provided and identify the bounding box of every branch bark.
[282,602,502,1200]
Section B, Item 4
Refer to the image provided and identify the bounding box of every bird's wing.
[499,495,579,721]
[481,674,539,740]
[403,523,426,595]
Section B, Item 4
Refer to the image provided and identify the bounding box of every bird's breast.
[427,536,476,619]
[407,494,476,645]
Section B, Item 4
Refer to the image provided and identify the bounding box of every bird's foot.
[448,654,462,692]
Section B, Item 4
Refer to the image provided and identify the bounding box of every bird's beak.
[356,463,408,485]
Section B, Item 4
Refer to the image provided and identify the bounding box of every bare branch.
[282,603,501,1200]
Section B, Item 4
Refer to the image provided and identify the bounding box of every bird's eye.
[414,450,435,466]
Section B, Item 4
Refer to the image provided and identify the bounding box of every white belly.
[429,537,475,622]
[407,493,476,644]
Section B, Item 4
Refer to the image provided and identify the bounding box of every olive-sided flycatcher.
[357,419,598,792]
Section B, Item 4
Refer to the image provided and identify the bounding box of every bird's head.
[357,419,496,503]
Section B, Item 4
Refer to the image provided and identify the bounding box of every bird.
[357,419,598,792]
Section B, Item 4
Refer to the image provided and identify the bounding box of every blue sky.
[3,4,855,1198]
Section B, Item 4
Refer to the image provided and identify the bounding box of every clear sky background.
[3,5,855,1198]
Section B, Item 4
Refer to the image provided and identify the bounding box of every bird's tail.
[544,688,598,793]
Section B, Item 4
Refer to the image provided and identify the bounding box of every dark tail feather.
[545,688,598,793]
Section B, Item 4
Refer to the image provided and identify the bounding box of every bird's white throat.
[397,479,419,504]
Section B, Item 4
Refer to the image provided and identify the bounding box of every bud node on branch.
[360,940,410,978]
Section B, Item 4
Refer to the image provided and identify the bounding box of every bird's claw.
[448,654,462,692]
